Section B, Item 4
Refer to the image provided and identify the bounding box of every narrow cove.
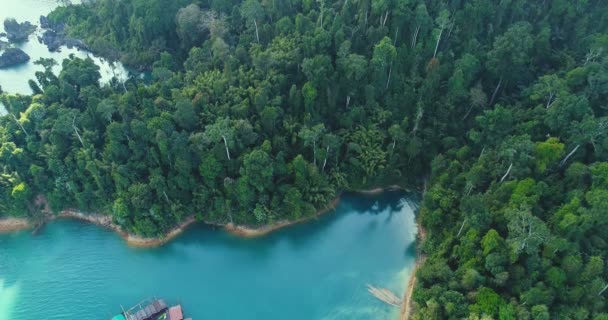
[0,192,418,320]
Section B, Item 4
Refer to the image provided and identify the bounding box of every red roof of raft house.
[168,305,184,320]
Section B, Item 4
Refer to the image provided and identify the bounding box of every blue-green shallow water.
[0,193,418,320]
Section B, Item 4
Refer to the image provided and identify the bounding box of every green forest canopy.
[1,0,608,318]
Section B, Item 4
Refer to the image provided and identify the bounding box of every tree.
[433,9,452,58]
[471,287,504,318]
[176,4,204,48]
[174,99,198,130]
[531,305,549,320]
[487,22,534,104]
[299,124,325,166]
[241,147,274,192]
[203,118,235,160]
[241,0,264,43]
[481,229,505,255]
[534,138,564,173]
[59,57,101,91]
[372,37,397,90]
[506,206,550,256]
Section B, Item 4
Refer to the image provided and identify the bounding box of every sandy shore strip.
[357,185,410,195]
[225,196,341,237]
[0,187,409,247]
[0,194,342,247]
[0,217,31,232]
[400,224,427,320]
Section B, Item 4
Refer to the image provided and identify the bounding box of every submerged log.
[367,284,402,308]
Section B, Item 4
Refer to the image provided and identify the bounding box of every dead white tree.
[559,144,580,167]
[433,10,452,58]
[322,146,330,172]
[253,20,260,43]
[382,10,389,27]
[465,182,474,196]
[385,65,392,89]
[489,78,503,106]
[457,219,466,237]
[10,113,29,137]
[222,135,231,160]
[411,105,424,134]
[546,91,557,109]
[411,25,420,48]
[500,162,513,183]
[72,116,85,147]
[585,48,602,65]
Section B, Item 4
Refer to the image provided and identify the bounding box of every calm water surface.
[0,193,418,320]
[0,0,128,96]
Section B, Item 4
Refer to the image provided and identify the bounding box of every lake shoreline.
[0,186,410,247]
[0,217,31,232]
[400,219,427,320]
[0,186,425,318]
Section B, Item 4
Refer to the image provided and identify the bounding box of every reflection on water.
[0,279,19,320]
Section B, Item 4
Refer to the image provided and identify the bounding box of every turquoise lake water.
[0,193,418,320]
[0,0,129,97]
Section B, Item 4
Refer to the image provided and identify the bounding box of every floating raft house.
[112,299,191,320]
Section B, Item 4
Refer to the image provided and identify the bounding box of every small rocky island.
[0,47,30,68]
[3,18,37,42]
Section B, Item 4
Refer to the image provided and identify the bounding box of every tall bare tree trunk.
[546,91,556,108]
[457,219,466,237]
[322,146,329,172]
[411,25,420,48]
[385,66,392,90]
[10,114,28,137]
[433,27,444,58]
[222,135,231,160]
[489,78,503,106]
[411,105,424,134]
[500,162,513,183]
[253,20,260,43]
[560,144,580,167]
[72,116,85,147]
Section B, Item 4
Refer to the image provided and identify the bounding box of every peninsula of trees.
[1,0,607,319]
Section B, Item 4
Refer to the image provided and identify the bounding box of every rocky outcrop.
[38,29,88,52]
[3,18,36,42]
[39,15,65,32]
[0,48,30,68]
[38,16,87,52]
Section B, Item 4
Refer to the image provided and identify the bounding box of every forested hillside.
[1,0,608,318]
